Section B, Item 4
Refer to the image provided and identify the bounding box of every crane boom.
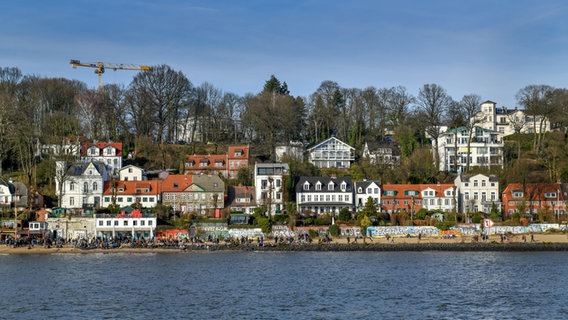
[69,59,151,89]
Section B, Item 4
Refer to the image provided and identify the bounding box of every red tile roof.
[82,142,123,156]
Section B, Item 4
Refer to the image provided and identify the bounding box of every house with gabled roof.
[102,180,161,208]
[354,180,381,210]
[184,145,250,179]
[227,145,250,179]
[119,165,145,181]
[82,141,123,176]
[420,183,456,212]
[454,173,500,214]
[502,182,565,220]
[362,141,401,167]
[475,100,551,136]
[307,137,355,169]
[296,176,354,216]
[56,160,109,214]
[161,174,225,216]
[227,185,256,215]
[380,183,422,214]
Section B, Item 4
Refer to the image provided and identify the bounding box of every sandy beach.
[2,232,567,254]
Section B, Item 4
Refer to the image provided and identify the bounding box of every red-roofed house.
[227,145,249,179]
[161,174,225,216]
[502,182,565,220]
[184,145,249,179]
[380,184,422,214]
[380,183,456,214]
[82,142,123,175]
[103,180,161,208]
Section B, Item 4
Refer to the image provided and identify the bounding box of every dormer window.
[234,150,243,157]
[315,182,322,191]
[358,187,363,193]
[173,183,178,188]
[512,191,524,198]
[303,182,310,191]
[328,182,334,191]
[341,182,347,192]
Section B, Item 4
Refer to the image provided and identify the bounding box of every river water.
[0,251,566,319]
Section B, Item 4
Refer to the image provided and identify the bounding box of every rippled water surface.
[1,251,567,319]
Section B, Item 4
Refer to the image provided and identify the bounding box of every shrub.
[328,224,340,237]
[308,229,319,239]
[315,216,332,226]
[471,214,484,224]
[338,209,351,221]
[255,217,272,234]
[436,221,454,231]
[273,214,288,224]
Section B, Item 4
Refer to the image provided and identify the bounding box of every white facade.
[275,143,304,162]
[296,176,354,215]
[354,180,381,210]
[56,161,108,213]
[308,137,355,169]
[362,141,401,166]
[254,163,289,215]
[454,173,500,214]
[436,126,504,172]
[421,185,456,212]
[119,165,145,181]
[84,144,122,176]
[475,100,551,136]
[94,214,156,240]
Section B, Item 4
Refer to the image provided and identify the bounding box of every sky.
[2,0,568,108]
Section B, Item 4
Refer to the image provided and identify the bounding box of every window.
[474,180,478,187]
[124,221,128,226]
[315,183,321,191]
[93,182,98,191]
[141,220,145,226]
[114,221,118,226]
[482,180,486,187]
[98,221,103,226]
[70,183,75,191]
[303,183,310,190]
[70,197,75,206]
[83,182,88,192]
[106,220,111,226]
[127,197,132,203]
[276,179,281,188]
[338,195,343,202]
[148,220,153,226]
[133,221,137,226]
[345,195,349,202]
[328,182,334,191]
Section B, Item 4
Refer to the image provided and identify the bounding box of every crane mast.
[69,59,151,89]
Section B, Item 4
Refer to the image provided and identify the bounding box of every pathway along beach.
[2,232,568,254]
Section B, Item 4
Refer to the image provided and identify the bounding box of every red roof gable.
[81,141,123,156]
[161,174,193,192]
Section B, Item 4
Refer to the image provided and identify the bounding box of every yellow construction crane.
[69,59,152,89]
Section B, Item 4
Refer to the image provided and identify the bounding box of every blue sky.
[2,0,567,107]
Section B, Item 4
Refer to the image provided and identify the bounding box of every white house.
[119,165,145,181]
[56,160,109,214]
[307,137,355,169]
[102,180,161,208]
[454,173,500,215]
[435,126,504,172]
[474,100,551,136]
[275,142,304,162]
[254,163,289,215]
[354,180,381,211]
[296,176,354,216]
[362,141,401,167]
[421,183,456,212]
[94,212,156,240]
[82,142,123,176]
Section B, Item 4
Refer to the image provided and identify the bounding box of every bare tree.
[460,94,482,171]
[416,84,452,170]
[516,85,556,152]
[126,65,193,144]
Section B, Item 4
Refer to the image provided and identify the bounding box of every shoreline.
[2,232,568,254]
